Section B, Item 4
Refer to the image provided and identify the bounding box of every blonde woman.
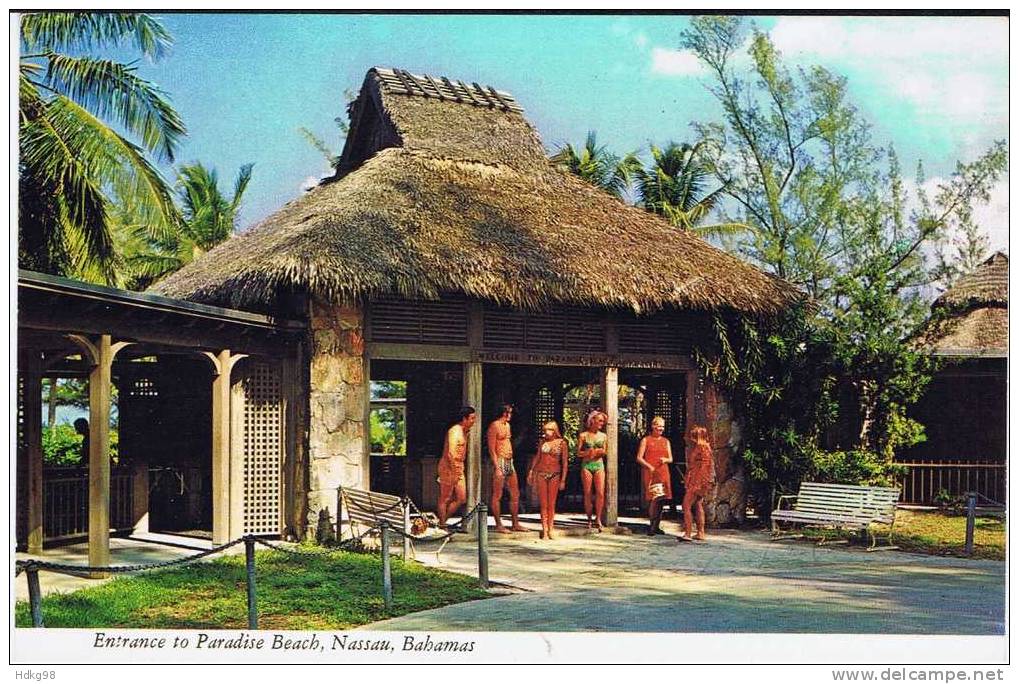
[635,416,673,536]
[680,426,716,542]
[527,421,569,539]
[578,410,608,531]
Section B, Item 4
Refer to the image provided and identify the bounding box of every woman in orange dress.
[680,426,715,542]
[635,416,673,536]
[527,421,569,540]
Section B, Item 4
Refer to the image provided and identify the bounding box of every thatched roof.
[921,252,1008,357]
[153,67,800,316]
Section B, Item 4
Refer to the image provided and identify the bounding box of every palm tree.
[551,131,641,199]
[634,142,748,239]
[120,162,253,289]
[18,12,185,283]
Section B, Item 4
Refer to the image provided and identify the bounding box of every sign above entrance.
[473,349,693,370]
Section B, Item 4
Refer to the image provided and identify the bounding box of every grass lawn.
[15,548,489,629]
[800,508,1005,560]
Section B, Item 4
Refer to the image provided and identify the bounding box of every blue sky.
[120,13,1008,250]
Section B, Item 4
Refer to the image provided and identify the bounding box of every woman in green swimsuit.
[578,410,608,531]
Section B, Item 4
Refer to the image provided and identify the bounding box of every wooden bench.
[336,486,448,560]
[770,482,900,551]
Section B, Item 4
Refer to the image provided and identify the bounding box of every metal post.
[402,499,412,560]
[244,537,258,629]
[965,492,977,556]
[26,566,44,628]
[477,503,489,589]
[380,521,393,610]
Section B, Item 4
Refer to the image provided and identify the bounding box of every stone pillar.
[462,361,483,533]
[23,355,44,554]
[685,370,745,527]
[307,299,367,541]
[601,366,619,526]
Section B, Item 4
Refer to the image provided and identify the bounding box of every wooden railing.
[897,460,1006,506]
[42,466,134,541]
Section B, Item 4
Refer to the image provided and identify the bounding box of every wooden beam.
[367,342,470,362]
[601,366,620,527]
[23,355,44,554]
[462,361,483,532]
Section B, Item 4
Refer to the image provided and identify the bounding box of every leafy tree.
[551,131,641,198]
[297,87,356,174]
[634,141,747,238]
[680,16,1007,509]
[18,12,185,283]
[118,161,253,288]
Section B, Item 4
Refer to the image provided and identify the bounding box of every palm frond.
[231,163,254,213]
[21,12,172,60]
[692,222,753,239]
[43,53,185,162]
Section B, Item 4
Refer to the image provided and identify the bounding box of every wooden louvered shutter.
[370,298,469,345]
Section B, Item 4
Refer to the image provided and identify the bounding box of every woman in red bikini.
[635,416,673,536]
[527,421,569,540]
[680,425,715,542]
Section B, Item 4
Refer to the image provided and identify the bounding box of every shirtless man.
[437,406,477,528]
[487,404,526,533]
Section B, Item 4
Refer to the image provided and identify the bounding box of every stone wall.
[306,298,367,540]
[696,378,746,527]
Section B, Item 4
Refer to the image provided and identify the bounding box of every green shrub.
[41,424,119,466]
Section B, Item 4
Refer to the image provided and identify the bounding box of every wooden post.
[206,350,246,545]
[229,374,247,542]
[87,335,130,578]
[244,536,258,629]
[601,366,619,527]
[462,361,483,533]
[380,521,393,611]
[27,566,44,627]
[477,503,489,589]
[402,498,411,560]
[965,492,977,556]
[23,356,44,554]
[361,355,372,489]
[131,457,149,535]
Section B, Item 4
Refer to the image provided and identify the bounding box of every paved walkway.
[370,516,1005,634]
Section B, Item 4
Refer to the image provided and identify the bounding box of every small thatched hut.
[154,67,800,535]
[902,251,1008,505]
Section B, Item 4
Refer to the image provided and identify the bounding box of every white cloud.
[300,175,322,192]
[634,32,648,49]
[650,47,704,76]
[768,17,1007,130]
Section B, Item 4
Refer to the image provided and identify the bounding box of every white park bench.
[336,486,449,559]
[770,482,900,551]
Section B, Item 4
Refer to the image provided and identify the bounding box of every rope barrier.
[973,492,1006,509]
[14,538,245,577]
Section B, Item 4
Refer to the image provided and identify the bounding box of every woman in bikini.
[635,416,673,536]
[680,425,715,542]
[527,421,569,540]
[578,410,608,531]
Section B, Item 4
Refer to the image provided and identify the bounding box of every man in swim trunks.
[437,406,476,528]
[487,404,526,533]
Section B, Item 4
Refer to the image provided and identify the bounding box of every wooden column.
[23,355,44,554]
[229,372,247,541]
[601,366,619,526]
[130,458,149,535]
[206,350,246,545]
[463,361,483,532]
[361,356,372,489]
[85,335,130,578]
